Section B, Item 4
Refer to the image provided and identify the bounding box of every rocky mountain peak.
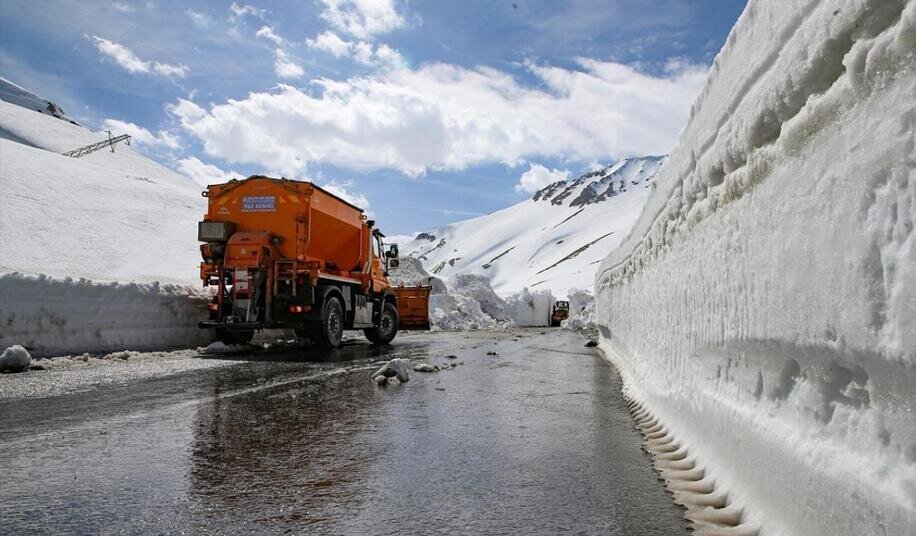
[531,156,667,208]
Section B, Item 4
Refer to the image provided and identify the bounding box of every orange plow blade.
[394,285,431,330]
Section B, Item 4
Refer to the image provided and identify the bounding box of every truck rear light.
[289,305,310,314]
[208,303,219,311]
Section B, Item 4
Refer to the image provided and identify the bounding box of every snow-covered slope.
[401,156,665,298]
[0,99,204,283]
[595,1,916,535]
[0,77,78,126]
[1,87,210,355]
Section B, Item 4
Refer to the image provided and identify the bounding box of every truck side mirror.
[387,244,399,259]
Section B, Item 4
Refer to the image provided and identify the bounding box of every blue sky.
[0,0,746,237]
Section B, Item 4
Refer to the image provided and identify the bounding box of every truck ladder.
[273,260,298,297]
[62,131,131,158]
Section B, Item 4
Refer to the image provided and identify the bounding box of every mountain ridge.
[400,155,666,298]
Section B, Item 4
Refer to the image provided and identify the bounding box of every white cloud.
[186,10,212,27]
[515,163,570,193]
[353,41,403,68]
[351,41,374,64]
[319,180,370,211]
[305,31,352,58]
[170,58,706,177]
[112,2,134,13]
[89,36,189,78]
[274,49,304,79]
[255,27,304,79]
[176,156,241,186]
[102,118,182,150]
[319,0,405,39]
[151,63,189,78]
[255,25,283,45]
[167,99,206,122]
[306,31,404,69]
[229,2,266,20]
[372,43,404,69]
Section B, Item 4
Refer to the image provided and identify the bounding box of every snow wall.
[0,273,211,357]
[561,288,596,330]
[389,256,506,330]
[594,1,915,535]
[506,288,556,326]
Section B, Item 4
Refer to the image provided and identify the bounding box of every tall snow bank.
[389,256,506,330]
[388,255,446,294]
[561,288,595,330]
[595,1,916,535]
[428,293,498,331]
[430,275,507,331]
[0,273,211,357]
[447,274,507,322]
[506,288,555,326]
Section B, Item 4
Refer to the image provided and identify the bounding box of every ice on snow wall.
[594,1,916,535]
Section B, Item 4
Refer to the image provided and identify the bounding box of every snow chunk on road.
[0,345,31,372]
[373,358,410,383]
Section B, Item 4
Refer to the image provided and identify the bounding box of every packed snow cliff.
[594,1,916,535]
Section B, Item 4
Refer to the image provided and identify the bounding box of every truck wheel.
[315,296,344,349]
[216,329,254,345]
[365,302,398,345]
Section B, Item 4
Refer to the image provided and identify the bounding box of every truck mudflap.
[394,285,431,330]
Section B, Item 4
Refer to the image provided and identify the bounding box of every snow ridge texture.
[594,1,916,535]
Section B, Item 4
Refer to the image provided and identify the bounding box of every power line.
[63,130,131,158]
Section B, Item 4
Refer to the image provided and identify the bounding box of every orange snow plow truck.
[197,175,430,348]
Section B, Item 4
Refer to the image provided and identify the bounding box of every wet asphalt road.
[0,329,687,535]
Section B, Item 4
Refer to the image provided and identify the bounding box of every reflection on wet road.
[0,329,687,535]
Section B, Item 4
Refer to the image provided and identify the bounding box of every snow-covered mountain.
[0,84,204,284]
[0,81,211,355]
[400,156,666,298]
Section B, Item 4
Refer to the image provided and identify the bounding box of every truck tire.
[315,296,344,349]
[365,302,398,345]
[216,329,254,345]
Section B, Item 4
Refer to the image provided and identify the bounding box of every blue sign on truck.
[242,196,276,212]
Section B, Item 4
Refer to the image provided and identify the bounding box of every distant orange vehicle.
[550,301,569,327]
[197,175,429,348]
